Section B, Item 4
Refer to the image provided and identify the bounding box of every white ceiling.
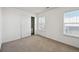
[16,7,56,14]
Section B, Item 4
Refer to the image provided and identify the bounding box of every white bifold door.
[3,13,31,43]
[2,8,32,43]
[21,15,31,38]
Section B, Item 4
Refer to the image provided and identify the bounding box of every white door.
[21,16,31,38]
[0,8,2,48]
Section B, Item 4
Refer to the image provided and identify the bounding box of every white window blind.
[38,16,45,31]
[64,10,79,37]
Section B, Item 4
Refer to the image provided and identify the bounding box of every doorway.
[31,16,35,35]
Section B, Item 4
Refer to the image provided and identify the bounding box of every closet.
[2,8,32,43]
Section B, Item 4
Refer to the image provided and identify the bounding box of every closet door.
[21,16,31,38]
[0,8,2,48]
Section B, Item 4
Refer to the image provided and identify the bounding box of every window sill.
[64,33,79,38]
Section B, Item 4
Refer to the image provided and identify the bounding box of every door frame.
[31,16,35,35]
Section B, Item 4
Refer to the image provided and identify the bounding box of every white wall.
[0,8,2,49]
[2,8,35,43]
[37,7,79,48]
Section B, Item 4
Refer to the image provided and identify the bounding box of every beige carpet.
[1,35,79,52]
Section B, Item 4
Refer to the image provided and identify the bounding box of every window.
[38,16,45,31]
[64,10,79,37]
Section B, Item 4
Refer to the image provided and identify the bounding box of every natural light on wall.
[38,16,45,31]
[64,10,79,37]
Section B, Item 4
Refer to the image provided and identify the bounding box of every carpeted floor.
[1,35,79,52]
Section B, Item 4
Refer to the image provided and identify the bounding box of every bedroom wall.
[37,7,79,48]
[2,8,35,43]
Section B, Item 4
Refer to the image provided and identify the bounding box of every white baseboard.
[37,34,79,49]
